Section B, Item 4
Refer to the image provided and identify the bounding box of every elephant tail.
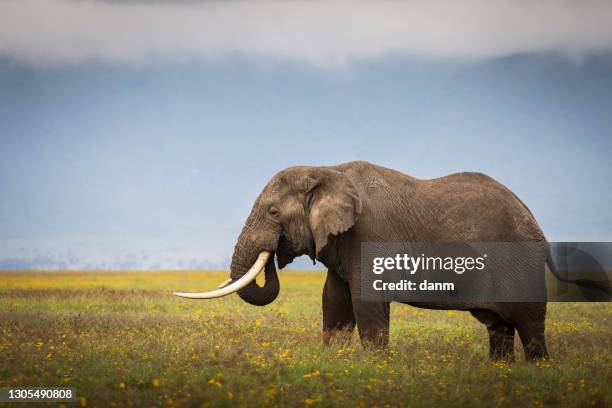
[546,249,611,295]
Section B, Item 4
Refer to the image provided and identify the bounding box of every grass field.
[1,270,610,407]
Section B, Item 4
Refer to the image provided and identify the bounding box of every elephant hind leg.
[470,309,516,361]
[488,321,516,361]
[322,270,356,345]
[516,322,548,361]
[513,304,549,361]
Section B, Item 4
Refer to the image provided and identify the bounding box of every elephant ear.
[305,168,362,258]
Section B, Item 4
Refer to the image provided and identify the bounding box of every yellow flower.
[118,382,126,389]
[152,378,161,388]
[208,378,222,388]
[79,396,87,407]
[304,393,323,405]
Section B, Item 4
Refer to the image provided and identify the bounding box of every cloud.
[1,0,612,66]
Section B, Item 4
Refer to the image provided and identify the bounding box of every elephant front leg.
[352,299,390,349]
[322,270,356,345]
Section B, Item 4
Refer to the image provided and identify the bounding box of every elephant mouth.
[276,234,316,269]
[276,235,297,269]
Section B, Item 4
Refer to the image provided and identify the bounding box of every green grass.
[0,270,610,407]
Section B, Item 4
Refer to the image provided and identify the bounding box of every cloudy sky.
[1,0,611,269]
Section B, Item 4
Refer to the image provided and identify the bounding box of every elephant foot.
[490,350,516,363]
[358,330,389,350]
[522,342,549,362]
[323,328,354,345]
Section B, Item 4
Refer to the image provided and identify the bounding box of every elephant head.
[174,166,362,306]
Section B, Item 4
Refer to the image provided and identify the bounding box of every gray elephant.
[174,161,593,361]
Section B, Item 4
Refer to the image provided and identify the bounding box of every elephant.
[174,161,598,361]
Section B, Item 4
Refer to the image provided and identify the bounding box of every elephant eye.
[269,206,279,215]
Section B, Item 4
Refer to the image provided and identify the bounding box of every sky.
[0,0,611,269]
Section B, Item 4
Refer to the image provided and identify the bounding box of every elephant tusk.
[218,278,232,289]
[173,251,270,299]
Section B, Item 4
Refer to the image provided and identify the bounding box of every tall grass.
[1,271,610,407]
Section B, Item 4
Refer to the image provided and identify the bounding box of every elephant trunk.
[229,253,279,306]
[228,228,280,306]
